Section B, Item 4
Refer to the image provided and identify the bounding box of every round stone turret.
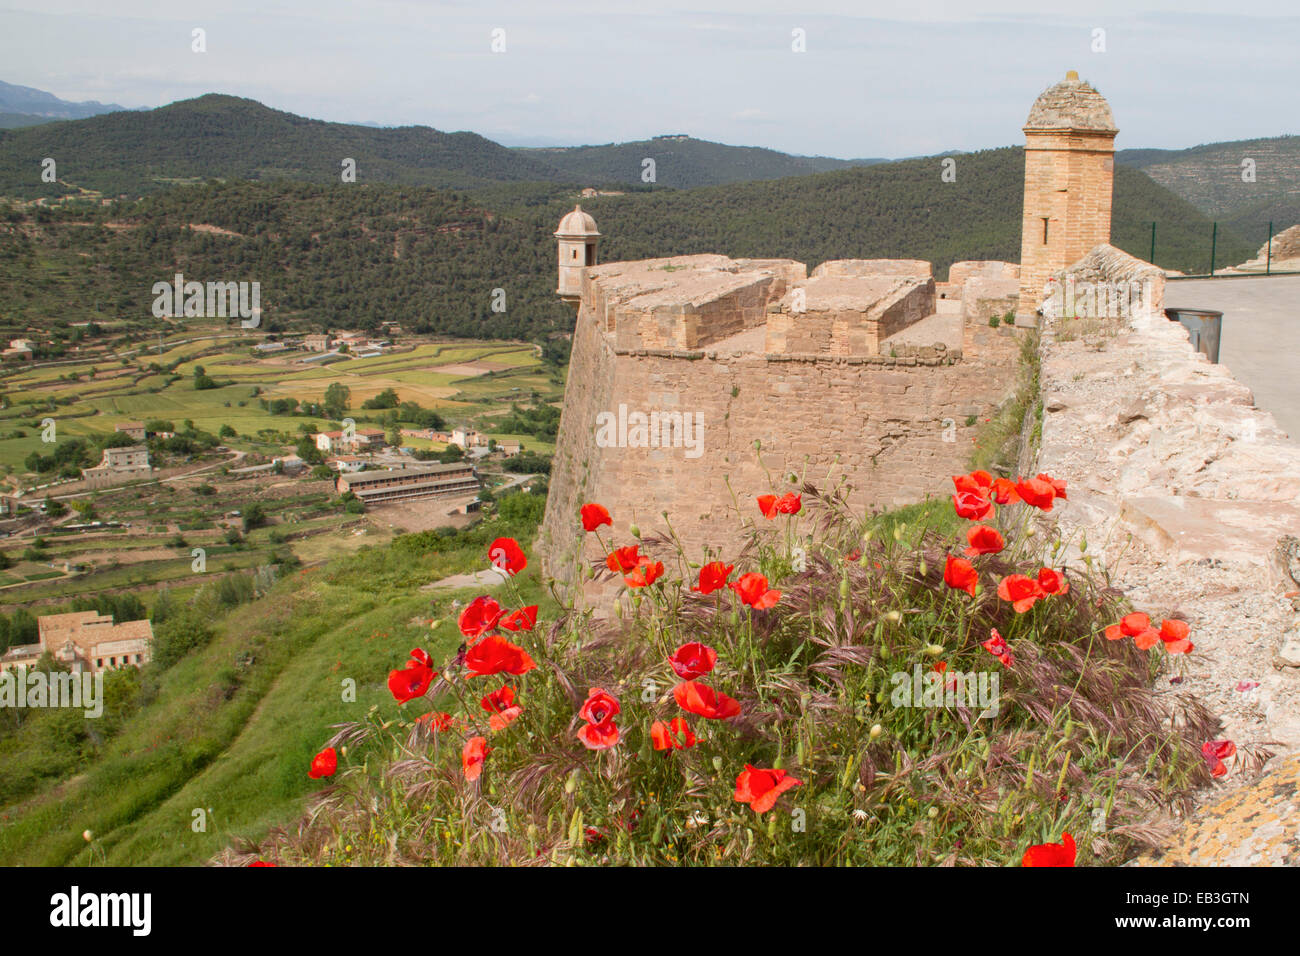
[555,204,600,303]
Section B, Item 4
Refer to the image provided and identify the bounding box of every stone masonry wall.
[1023,255,1300,862]
[540,269,1026,595]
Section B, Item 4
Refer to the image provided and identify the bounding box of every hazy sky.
[2,0,1296,157]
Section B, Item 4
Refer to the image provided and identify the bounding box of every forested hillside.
[1118,136,1300,241]
[520,135,885,188]
[0,146,1251,337]
[0,95,576,198]
[587,147,1251,277]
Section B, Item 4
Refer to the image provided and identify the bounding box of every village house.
[303,333,331,352]
[81,445,150,488]
[497,440,522,457]
[356,427,386,450]
[2,338,33,362]
[315,430,349,455]
[451,427,487,448]
[0,611,153,675]
[327,455,367,473]
[115,421,147,442]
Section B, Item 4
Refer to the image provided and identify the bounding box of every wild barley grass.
[234,475,1237,867]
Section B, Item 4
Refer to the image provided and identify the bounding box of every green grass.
[0,493,547,865]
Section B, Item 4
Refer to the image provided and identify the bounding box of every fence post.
[1209,222,1217,277]
[1266,220,1274,276]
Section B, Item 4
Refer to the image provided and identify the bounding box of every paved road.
[1167,276,1300,441]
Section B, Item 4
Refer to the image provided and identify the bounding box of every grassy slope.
[0,506,549,866]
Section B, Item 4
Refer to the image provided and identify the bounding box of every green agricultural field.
[0,332,559,495]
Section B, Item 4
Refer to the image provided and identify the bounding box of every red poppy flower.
[462,736,490,781]
[1036,473,1067,500]
[624,556,665,588]
[499,605,539,632]
[1014,477,1057,511]
[944,554,979,596]
[674,680,742,720]
[1133,626,1162,650]
[388,660,437,703]
[417,711,456,731]
[248,861,277,867]
[308,746,337,779]
[606,545,640,573]
[488,537,527,576]
[650,717,696,751]
[953,491,995,520]
[734,765,802,814]
[1022,832,1076,867]
[580,503,612,532]
[1036,567,1069,596]
[757,492,802,519]
[997,574,1046,613]
[964,525,1005,556]
[668,642,718,680]
[982,628,1015,667]
[464,633,536,678]
[693,561,734,594]
[1104,612,1150,641]
[578,687,620,726]
[481,686,524,731]
[576,719,620,750]
[409,647,433,668]
[729,572,781,609]
[1159,618,1194,655]
[1201,739,1235,778]
[991,477,1021,504]
[952,470,993,497]
[459,595,504,640]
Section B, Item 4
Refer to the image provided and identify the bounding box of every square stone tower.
[1017,72,1118,321]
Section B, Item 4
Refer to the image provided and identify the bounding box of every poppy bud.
[884,610,902,623]
[869,723,883,739]
[924,643,943,657]
[712,756,724,772]
[839,578,850,600]
[1025,525,1037,537]
[928,807,939,819]
[564,772,578,794]
[629,524,641,539]
[82,830,93,842]
[918,558,928,577]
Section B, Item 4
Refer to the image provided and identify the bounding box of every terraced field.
[0,331,560,473]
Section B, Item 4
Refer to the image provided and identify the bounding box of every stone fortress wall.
[539,72,1123,594]
[539,252,1026,591]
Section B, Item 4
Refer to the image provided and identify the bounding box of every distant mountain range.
[0,83,1295,238]
[0,80,136,128]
